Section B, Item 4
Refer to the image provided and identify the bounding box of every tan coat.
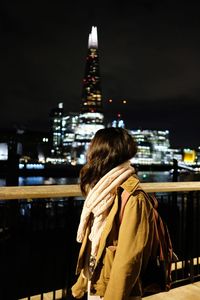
[71,175,155,300]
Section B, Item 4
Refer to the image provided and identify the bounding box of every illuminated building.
[49,27,105,163]
[111,113,125,128]
[62,113,79,145]
[130,129,171,165]
[183,148,196,164]
[50,102,64,157]
[81,26,103,115]
[0,143,8,160]
[49,102,80,162]
[75,26,104,142]
[111,119,125,128]
[197,147,200,165]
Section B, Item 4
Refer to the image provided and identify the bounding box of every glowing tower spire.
[88,26,98,48]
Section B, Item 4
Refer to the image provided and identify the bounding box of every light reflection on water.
[0,170,199,186]
[0,178,6,186]
[18,177,79,186]
[19,177,44,186]
[16,172,171,186]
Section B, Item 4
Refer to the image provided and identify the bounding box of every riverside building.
[130,129,172,165]
[49,99,182,165]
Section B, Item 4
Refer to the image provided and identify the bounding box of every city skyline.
[1,1,200,148]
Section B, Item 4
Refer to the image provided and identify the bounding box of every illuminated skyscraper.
[81,26,103,114]
[50,102,64,156]
[76,26,104,141]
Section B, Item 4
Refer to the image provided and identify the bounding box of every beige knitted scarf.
[77,161,134,257]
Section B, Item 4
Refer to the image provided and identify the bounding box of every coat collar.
[120,174,140,194]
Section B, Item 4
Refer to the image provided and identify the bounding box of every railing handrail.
[1,181,200,200]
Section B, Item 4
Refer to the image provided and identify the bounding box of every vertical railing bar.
[193,192,197,279]
[196,192,200,278]
[53,289,56,300]
[190,191,195,283]
[180,193,186,279]
[172,191,178,284]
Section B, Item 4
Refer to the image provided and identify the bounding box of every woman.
[71,127,155,300]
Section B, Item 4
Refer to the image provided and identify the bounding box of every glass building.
[130,129,171,165]
[49,102,64,157]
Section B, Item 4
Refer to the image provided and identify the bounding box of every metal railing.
[0,182,200,300]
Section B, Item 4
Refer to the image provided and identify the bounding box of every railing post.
[6,139,19,186]
[185,192,195,283]
[172,159,179,182]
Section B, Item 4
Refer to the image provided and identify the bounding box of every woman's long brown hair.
[80,127,137,196]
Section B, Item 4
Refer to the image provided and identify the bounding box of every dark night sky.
[1,0,200,148]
